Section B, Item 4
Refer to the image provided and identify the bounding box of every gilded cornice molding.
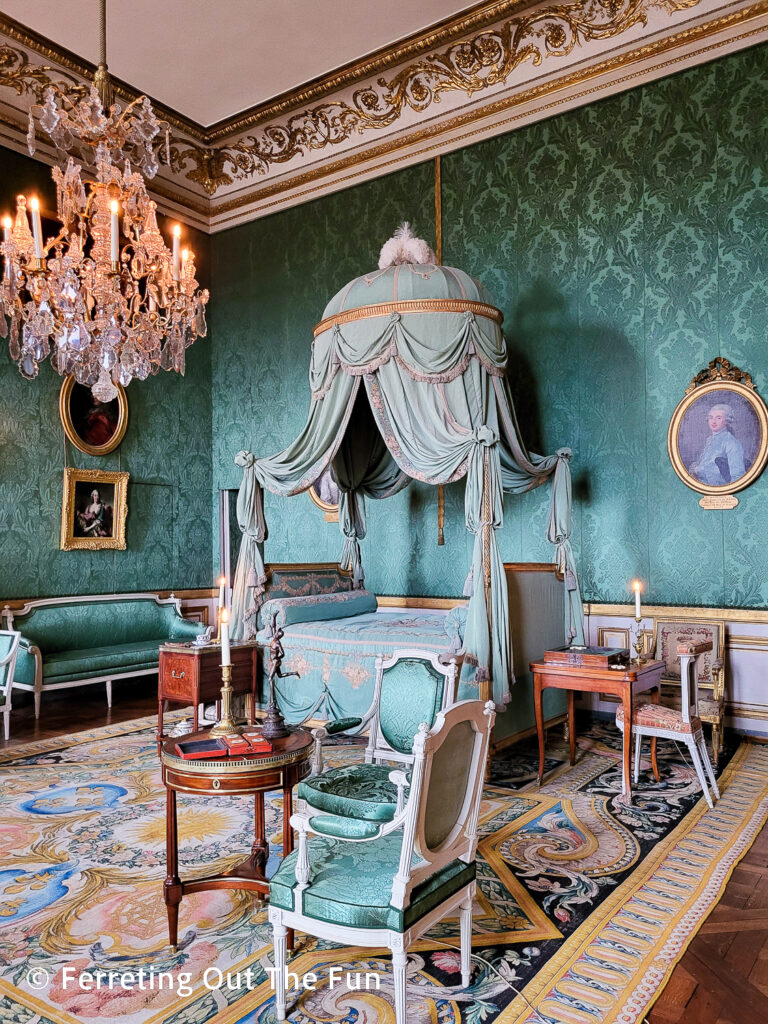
[0,0,766,227]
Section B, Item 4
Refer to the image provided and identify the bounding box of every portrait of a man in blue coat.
[690,403,746,486]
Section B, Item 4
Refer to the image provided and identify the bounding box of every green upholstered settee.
[1,593,200,717]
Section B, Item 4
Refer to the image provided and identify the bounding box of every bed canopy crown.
[231,227,584,708]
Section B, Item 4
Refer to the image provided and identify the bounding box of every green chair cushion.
[42,641,164,681]
[298,764,406,822]
[325,716,363,735]
[270,832,475,931]
[308,815,382,839]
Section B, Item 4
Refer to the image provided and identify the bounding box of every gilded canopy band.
[313,299,503,336]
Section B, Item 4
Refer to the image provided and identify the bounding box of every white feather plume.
[378,222,436,269]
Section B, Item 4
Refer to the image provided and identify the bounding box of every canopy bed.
[230,226,585,720]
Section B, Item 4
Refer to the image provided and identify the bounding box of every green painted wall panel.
[210,43,768,606]
[0,147,213,600]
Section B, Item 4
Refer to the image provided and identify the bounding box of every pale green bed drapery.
[230,263,585,708]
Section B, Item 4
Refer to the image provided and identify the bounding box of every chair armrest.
[289,812,312,887]
[310,717,363,774]
[389,769,410,816]
[169,616,204,640]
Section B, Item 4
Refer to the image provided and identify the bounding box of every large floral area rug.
[1,716,767,1024]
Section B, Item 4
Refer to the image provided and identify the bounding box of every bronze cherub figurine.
[262,626,299,740]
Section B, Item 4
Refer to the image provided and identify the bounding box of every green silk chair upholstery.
[297,649,461,839]
[269,698,495,1024]
[2,594,200,717]
[0,630,21,741]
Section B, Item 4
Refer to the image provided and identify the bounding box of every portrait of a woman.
[74,484,114,538]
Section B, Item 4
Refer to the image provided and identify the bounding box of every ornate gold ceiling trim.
[208,2,768,223]
[172,0,700,195]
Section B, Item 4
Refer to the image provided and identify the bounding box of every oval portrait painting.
[59,376,128,456]
[668,379,768,495]
[309,464,340,522]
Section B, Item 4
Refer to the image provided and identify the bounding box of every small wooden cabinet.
[157,641,258,750]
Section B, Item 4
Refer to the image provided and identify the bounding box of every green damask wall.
[0,146,213,600]
[210,43,768,607]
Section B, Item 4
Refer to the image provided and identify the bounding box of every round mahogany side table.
[160,727,312,950]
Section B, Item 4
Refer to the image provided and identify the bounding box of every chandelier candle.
[109,201,119,264]
[28,198,43,259]
[172,225,181,282]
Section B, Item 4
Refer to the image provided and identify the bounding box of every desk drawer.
[161,653,197,699]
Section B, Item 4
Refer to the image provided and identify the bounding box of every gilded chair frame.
[269,699,495,1024]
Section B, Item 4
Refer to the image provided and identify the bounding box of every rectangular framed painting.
[60,467,128,551]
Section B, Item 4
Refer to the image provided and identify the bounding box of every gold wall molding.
[586,602,768,625]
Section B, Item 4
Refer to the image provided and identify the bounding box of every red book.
[175,737,228,760]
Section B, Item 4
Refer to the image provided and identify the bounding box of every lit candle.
[2,216,11,277]
[220,608,231,666]
[217,574,226,615]
[28,197,43,258]
[110,200,119,263]
[632,580,642,619]
[171,224,181,281]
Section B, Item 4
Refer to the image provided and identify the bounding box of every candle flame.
[631,580,642,593]
[2,216,11,229]
[218,575,226,585]
[181,248,189,261]
[221,608,230,624]
[29,197,40,211]
[110,200,119,214]
[172,224,181,237]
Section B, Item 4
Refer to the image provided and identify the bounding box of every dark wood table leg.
[650,684,661,782]
[194,699,200,733]
[164,787,182,951]
[157,693,165,753]
[620,683,632,800]
[535,673,546,785]
[567,689,576,765]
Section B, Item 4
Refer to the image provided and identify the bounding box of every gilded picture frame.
[667,361,768,497]
[61,467,128,551]
[59,375,128,457]
[308,464,339,523]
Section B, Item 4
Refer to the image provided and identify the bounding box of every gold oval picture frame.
[667,377,768,496]
[59,376,128,456]
[308,464,339,522]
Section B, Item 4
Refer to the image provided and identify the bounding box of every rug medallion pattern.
[0,717,766,1024]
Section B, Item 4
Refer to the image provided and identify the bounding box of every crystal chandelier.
[0,0,208,402]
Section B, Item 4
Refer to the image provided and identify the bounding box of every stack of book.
[175,730,273,760]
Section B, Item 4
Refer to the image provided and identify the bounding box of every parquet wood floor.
[2,685,767,1021]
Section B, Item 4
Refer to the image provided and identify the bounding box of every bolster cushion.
[260,590,377,631]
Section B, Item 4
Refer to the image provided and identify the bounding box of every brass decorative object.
[667,358,768,501]
[632,618,647,666]
[209,664,241,737]
[261,627,298,740]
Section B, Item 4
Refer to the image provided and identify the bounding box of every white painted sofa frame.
[1,592,187,718]
[269,698,495,1024]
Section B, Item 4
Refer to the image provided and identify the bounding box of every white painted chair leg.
[460,893,472,987]
[697,732,720,801]
[687,736,713,809]
[106,680,113,708]
[3,708,8,742]
[633,732,642,783]
[272,920,287,1020]
[392,948,407,1024]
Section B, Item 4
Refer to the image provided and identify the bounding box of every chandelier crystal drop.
[0,1,208,401]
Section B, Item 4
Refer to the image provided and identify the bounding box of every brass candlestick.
[632,617,646,665]
[209,664,243,737]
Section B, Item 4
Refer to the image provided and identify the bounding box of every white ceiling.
[1,0,474,126]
